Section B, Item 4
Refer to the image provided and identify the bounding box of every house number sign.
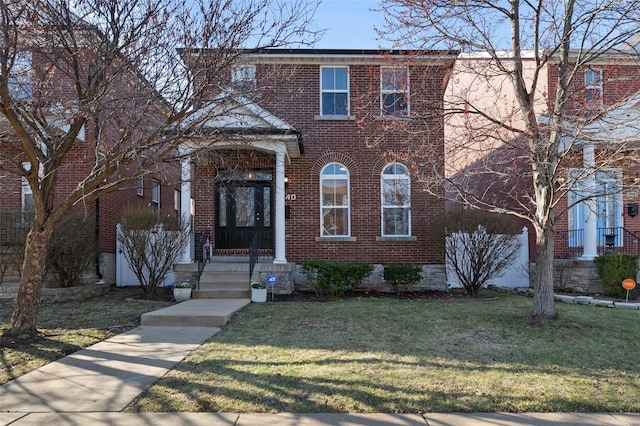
[285,194,297,201]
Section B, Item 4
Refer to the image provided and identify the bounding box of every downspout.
[95,195,103,282]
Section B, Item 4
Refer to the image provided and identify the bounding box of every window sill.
[376,236,416,242]
[375,115,412,121]
[315,236,357,242]
[314,115,356,121]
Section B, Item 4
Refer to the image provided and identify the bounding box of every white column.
[179,156,192,263]
[274,151,287,264]
[582,143,598,259]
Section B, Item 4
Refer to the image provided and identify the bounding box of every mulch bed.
[272,289,493,302]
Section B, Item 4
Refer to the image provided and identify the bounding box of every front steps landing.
[141,298,250,328]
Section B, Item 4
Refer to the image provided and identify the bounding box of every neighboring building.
[174,49,457,293]
[445,39,640,288]
[0,49,180,286]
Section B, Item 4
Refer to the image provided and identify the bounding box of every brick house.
[0,48,181,286]
[445,40,640,289]
[174,49,457,293]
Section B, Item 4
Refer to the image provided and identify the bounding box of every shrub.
[384,263,422,294]
[301,259,373,296]
[593,254,639,298]
[117,208,190,297]
[433,210,523,295]
[47,216,98,288]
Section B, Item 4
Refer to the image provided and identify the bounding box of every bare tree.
[117,209,190,298]
[0,0,319,337]
[378,0,640,319]
[439,210,522,295]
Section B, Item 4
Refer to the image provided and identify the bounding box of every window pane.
[219,191,227,227]
[334,68,348,90]
[322,93,348,115]
[23,193,34,213]
[322,207,348,236]
[382,93,407,115]
[383,163,408,175]
[235,187,255,227]
[321,68,335,89]
[383,179,409,206]
[383,208,409,236]
[263,187,271,227]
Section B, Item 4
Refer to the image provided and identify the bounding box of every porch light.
[634,174,640,184]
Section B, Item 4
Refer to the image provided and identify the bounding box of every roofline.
[178,48,459,65]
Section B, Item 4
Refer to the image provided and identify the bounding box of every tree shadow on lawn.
[130,354,634,413]
[130,296,640,413]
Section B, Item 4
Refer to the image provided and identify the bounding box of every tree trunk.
[531,224,558,319]
[4,227,53,338]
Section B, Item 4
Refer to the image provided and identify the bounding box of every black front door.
[215,182,273,249]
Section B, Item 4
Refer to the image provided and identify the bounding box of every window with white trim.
[381,67,409,116]
[381,163,411,236]
[152,180,160,211]
[136,177,144,196]
[232,65,256,90]
[585,68,603,104]
[320,163,350,236]
[174,189,181,215]
[320,66,349,116]
[21,162,34,216]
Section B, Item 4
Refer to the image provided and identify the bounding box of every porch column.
[179,156,192,263]
[274,151,287,264]
[582,143,598,259]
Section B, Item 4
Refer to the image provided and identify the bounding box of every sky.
[311,0,387,49]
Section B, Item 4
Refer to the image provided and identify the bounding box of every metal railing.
[557,227,640,257]
[194,230,211,290]
[249,229,261,283]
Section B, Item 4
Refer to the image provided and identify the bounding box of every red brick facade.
[188,50,455,265]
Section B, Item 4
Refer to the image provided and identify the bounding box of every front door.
[215,182,273,250]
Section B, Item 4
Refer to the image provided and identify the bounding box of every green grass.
[128,292,640,413]
[0,286,172,385]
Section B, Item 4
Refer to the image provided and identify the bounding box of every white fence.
[446,227,530,289]
[115,224,175,287]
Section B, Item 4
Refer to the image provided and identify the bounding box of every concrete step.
[199,271,249,283]
[193,289,251,299]
[141,298,250,327]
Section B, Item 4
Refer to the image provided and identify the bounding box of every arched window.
[320,163,350,236]
[381,163,411,236]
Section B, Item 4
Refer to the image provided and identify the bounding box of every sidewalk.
[2,299,639,425]
[4,411,640,425]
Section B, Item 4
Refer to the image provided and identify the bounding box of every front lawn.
[127,291,640,413]
[0,286,172,385]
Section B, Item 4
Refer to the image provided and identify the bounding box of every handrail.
[249,228,261,283]
[195,230,211,290]
[558,227,640,257]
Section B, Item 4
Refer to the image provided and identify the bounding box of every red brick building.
[0,48,181,286]
[175,49,456,292]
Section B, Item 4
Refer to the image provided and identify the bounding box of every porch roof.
[179,90,302,159]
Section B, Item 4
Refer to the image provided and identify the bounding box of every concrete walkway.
[2,298,640,426]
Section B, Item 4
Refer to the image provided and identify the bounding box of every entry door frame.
[215,180,273,250]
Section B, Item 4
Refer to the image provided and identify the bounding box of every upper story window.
[381,163,411,236]
[8,51,33,101]
[320,66,349,116]
[320,162,350,236]
[381,67,409,116]
[232,65,256,90]
[585,68,603,104]
[152,179,160,211]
